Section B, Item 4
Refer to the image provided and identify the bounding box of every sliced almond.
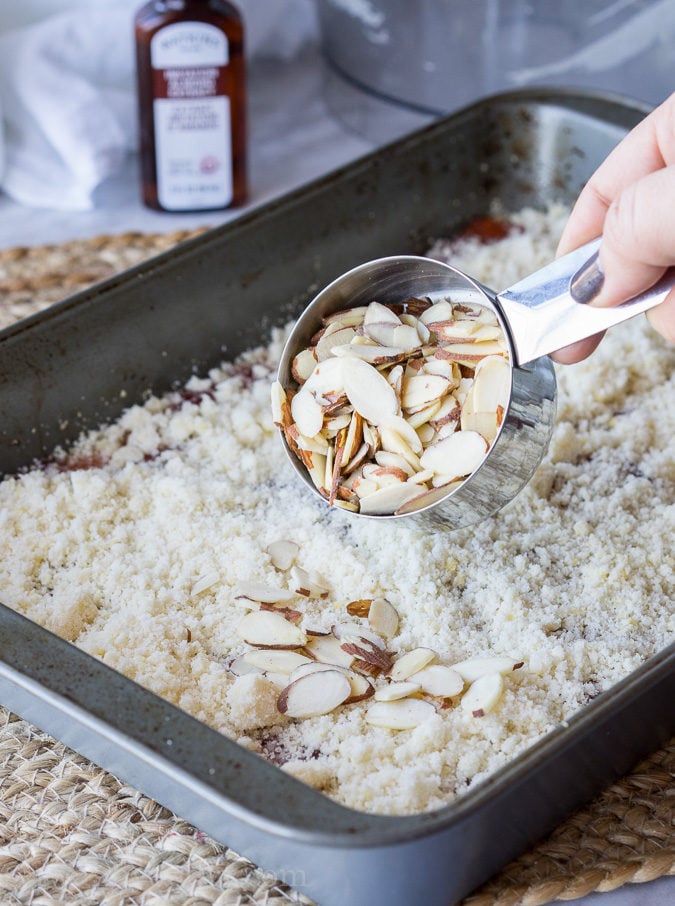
[228,655,264,677]
[396,483,461,515]
[291,388,324,438]
[404,400,442,430]
[368,598,399,640]
[332,622,386,650]
[236,611,308,649]
[294,431,330,454]
[345,672,375,703]
[277,669,352,718]
[346,599,372,618]
[419,300,453,325]
[412,665,464,698]
[342,442,370,477]
[323,306,368,328]
[342,411,364,468]
[332,344,408,366]
[305,633,355,668]
[401,374,450,410]
[375,450,415,476]
[426,319,479,343]
[358,481,422,516]
[461,672,504,717]
[316,326,356,362]
[373,681,421,702]
[234,583,296,604]
[291,566,330,599]
[429,395,461,430]
[270,381,287,426]
[468,354,511,414]
[419,430,489,478]
[459,410,500,443]
[389,647,436,681]
[352,476,379,499]
[365,698,436,730]
[243,649,313,674]
[364,300,402,327]
[291,348,318,384]
[303,357,345,396]
[342,357,399,425]
[379,415,423,454]
[451,656,525,682]
[191,571,220,597]
[289,661,348,683]
[306,452,328,494]
[267,540,300,572]
[340,639,393,673]
[415,423,436,446]
[435,341,506,366]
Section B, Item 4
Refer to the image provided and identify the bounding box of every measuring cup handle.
[496,238,674,365]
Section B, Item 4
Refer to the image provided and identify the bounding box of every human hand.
[552,92,675,364]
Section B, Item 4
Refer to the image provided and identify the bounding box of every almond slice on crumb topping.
[461,672,504,717]
[234,582,296,604]
[451,656,525,682]
[389,647,436,681]
[368,597,399,640]
[267,540,300,572]
[366,698,436,730]
[291,566,330,598]
[277,669,352,718]
[332,622,386,650]
[346,599,372,618]
[190,571,220,596]
[243,650,313,674]
[345,672,375,703]
[373,681,421,702]
[236,611,307,649]
[305,633,355,668]
[228,654,264,677]
[411,665,464,698]
[289,661,349,683]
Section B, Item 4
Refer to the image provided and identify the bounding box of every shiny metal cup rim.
[277,255,558,530]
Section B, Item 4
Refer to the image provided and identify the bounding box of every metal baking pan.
[1,89,673,906]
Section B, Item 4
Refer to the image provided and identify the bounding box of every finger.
[557,92,675,257]
[549,331,605,365]
[646,288,675,344]
[587,165,675,308]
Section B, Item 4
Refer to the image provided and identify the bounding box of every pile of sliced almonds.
[272,296,511,515]
[228,552,524,728]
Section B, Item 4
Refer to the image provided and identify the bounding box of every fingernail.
[570,250,604,304]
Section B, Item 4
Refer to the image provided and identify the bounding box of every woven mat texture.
[0,231,673,906]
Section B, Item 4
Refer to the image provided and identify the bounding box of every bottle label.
[150,22,232,211]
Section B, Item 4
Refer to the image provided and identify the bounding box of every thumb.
[575,165,675,343]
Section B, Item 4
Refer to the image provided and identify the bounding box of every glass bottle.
[134,0,247,212]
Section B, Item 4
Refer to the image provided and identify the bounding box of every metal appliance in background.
[319,0,674,141]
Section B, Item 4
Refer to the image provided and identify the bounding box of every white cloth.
[0,1,317,211]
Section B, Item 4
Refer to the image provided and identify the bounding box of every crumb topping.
[0,204,672,816]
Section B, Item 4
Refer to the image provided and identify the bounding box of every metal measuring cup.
[277,238,672,530]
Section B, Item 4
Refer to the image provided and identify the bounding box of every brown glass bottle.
[135,0,246,212]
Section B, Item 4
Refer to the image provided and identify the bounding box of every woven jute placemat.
[0,231,673,906]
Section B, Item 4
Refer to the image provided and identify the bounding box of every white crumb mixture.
[1,205,673,816]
